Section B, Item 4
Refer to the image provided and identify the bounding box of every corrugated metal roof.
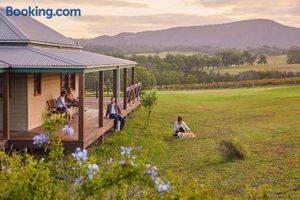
[0,8,78,47]
[0,60,8,68]
[0,46,136,69]
[36,47,136,67]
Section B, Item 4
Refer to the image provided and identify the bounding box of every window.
[60,73,76,91]
[34,73,42,95]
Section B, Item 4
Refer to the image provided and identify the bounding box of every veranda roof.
[0,46,136,73]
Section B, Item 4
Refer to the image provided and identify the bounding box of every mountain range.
[81,19,300,51]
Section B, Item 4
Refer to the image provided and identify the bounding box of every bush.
[219,138,248,160]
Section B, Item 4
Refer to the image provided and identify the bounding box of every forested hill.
[82,19,300,50]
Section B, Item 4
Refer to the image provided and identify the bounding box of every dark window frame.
[60,73,76,91]
[33,73,42,96]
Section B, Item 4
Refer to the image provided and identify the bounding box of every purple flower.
[145,165,159,180]
[154,177,161,185]
[75,176,84,185]
[118,160,125,166]
[87,164,99,180]
[72,148,88,162]
[157,181,171,193]
[63,125,74,136]
[120,146,132,157]
[137,145,143,150]
[33,134,50,147]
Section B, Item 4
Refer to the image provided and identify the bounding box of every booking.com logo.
[5,6,81,19]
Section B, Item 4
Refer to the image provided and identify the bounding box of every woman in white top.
[173,116,195,138]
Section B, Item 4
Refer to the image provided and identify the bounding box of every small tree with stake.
[141,91,158,128]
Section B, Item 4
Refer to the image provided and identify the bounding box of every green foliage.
[287,46,300,64]
[257,55,268,65]
[0,152,53,200]
[141,91,158,128]
[41,112,65,161]
[135,66,156,89]
[219,138,248,160]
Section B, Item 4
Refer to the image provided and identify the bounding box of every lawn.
[91,86,300,198]
[211,55,300,75]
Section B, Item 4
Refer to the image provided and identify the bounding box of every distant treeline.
[158,77,300,90]
[83,45,287,56]
[135,67,300,89]
[127,51,266,71]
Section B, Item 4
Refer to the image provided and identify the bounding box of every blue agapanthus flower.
[75,176,84,185]
[120,146,132,156]
[62,125,74,136]
[157,181,171,193]
[72,148,88,162]
[87,164,99,180]
[118,160,125,166]
[33,133,50,147]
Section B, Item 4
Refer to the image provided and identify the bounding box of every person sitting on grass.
[106,97,125,132]
[173,116,195,138]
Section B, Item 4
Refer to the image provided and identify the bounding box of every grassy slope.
[91,86,300,198]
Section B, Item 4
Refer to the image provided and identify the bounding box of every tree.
[136,66,156,89]
[257,55,268,65]
[242,51,257,65]
[141,91,158,128]
[287,47,300,64]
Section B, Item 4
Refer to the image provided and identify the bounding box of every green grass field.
[91,86,300,198]
[212,55,300,75]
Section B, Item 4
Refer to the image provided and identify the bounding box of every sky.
[1,0,300,38]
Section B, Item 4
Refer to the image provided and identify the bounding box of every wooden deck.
[4,97,140,150]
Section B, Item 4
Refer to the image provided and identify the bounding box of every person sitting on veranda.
[106,97,125,132]
[66,88,79,107]
[173,116,195,138]
[56,90,73,122]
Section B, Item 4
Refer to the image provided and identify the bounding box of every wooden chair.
[46,99,67,118]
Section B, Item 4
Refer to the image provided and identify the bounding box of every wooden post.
[98,71,104,127]
[3,73,10,140]
[123,68,128,110]
[131,67,135,86]
[78,73,85,142]
[113,69,117,100]
[95,80,98,99]
[117,67,121,105]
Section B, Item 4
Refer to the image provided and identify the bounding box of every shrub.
[219,138,248,160]
[141,91,158,128]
